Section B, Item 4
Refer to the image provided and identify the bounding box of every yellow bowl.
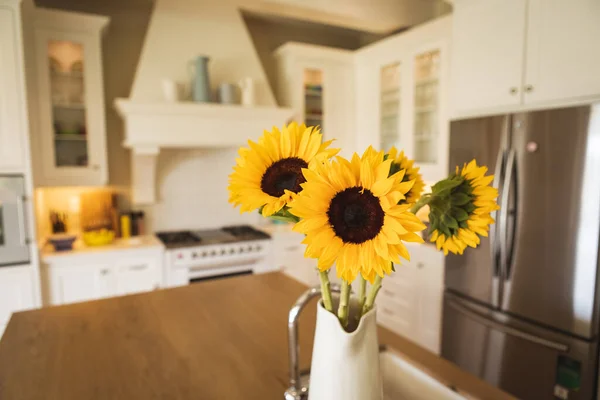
[83,230,115,246]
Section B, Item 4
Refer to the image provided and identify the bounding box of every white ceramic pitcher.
[308,299,383,400]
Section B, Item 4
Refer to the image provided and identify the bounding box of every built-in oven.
[0,175,30,267]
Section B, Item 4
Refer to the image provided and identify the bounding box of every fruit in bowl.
[83,229,115,246]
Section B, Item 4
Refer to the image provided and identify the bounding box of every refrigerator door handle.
[447,298,569,352]
[499,149,517,282]
[490,148,506,277]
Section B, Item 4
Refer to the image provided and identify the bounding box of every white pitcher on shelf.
[238,77,255,106]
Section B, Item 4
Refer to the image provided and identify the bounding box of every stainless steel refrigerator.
[441,103,600,400]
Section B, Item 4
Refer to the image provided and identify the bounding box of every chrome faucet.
[284,284,340,400]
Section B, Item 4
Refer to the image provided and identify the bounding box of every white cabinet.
[377,244,444,354]
[31,9,109,186]
[452,0,600,118]
[43,245,163,306]
[451,0,527,115]
[0,5,26,171]
[269,228,319,287]
[49,263,114,305]
[524,0,600,105]
[115,257,161,296]
[275,43,355,156]
[355,17,451,182]
[0,266,36,327]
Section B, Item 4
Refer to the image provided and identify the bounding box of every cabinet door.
[524,0,600,105]
[115,258,160,296]
[50,264,113,305]
[0,7,25,170]
[378,265,418,340]
[0,266,35,325]
[451,0,527,117]
[414,247,445,354]
[410,42,449,182]
[34,29,107,186]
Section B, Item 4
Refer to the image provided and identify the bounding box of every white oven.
[0,176,30,267]
[163,238,272,287]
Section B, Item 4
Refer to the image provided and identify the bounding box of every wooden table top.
[0,272,514,400]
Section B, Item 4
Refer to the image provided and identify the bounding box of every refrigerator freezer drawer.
[442,294,597,400]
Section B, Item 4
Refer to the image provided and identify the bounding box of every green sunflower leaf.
[464,202,476,214]
[459,220,469,229]
[451,193,472,206]
[452,207,470,222]
[441,225,452,238]
[432,177,463,194]
[442,213,459,229]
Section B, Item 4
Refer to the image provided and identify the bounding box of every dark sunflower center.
[327,187,385,244]
[260,157,308,197]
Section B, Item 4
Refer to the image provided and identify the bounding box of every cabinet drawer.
[115,258,160,296]
[377,306,411,337]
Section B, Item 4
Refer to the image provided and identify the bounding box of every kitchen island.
[0,273,513,399]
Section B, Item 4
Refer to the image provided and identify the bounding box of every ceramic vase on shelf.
[308,297,383,400]
[191,55,211,102]
[238,77,255,106]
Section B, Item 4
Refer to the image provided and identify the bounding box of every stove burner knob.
[220,249,226,255]
[239,247,244,253]
[247,245,253,252]
[192,252,198,258]
[210,250,217,256]
[256,245,262,251]
[201,251,207,257]
[229,248,235,254]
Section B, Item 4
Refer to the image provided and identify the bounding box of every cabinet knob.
[92,164,100,170]
[100,269,110,275]
[509,87,518,95]
[524,85,534,93]
[417,262,424,269]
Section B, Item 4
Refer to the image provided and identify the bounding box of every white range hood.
[115,99,293,205]
[113,0,297,205]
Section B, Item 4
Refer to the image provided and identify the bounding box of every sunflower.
[428,160,499,255]
[289,147,427,283]
[228,122,338,217]
[386,147,425,205]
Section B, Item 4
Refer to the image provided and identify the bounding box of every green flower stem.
[362,275,383,315]
[358,276,367,312]
[318,270,334,313]
[337,281,351,328]
[410,194,431,215]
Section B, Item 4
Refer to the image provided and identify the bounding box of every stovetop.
[156,225,270,249]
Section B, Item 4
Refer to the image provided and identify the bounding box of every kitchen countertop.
[40,235,164,261]
[0,273,514,400]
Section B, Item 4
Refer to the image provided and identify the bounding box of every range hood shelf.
[115,99,293,150]
[114,98,294,205]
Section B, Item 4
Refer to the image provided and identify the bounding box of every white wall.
[131,0,276,106]
[139,148,260,232]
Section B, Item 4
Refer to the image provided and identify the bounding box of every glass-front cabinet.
[357,18,450,183]
[380,62,401,150]
[303,69,323,128]
[411,44,448,181]
[47,40,89,167]
[413,49,440,164]
[275,43,355,154]
[33,9,109,186]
